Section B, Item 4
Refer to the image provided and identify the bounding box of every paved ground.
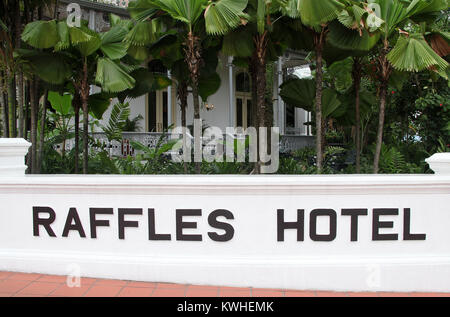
[0,271,449,297]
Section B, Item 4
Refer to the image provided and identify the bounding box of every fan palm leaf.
[54,21,71,51]
[279,78,315,111]
[151,0,208,27]
[328,20,380,52]
[124,21,158,46]
[100,25,130,60]
[296,0,345,28]
[95,58,136,93]
[127,0,160,22]
[21,20,59,49]
[387,33,449,74]
[204,0,249,35]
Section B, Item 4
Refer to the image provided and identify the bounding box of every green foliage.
[102,102,131,142]
[48,91,72,116]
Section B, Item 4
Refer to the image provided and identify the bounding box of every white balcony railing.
[88,0,129,8]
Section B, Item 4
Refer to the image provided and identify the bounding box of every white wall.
[1,141,450,292]
[1,173,450,292]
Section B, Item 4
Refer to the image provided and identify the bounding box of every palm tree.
[220,0,308,173]
[21,19,137,173]
[360,0,449,173]
[326,9,381,173]
[127,0,248,173]
[294,0,346,173]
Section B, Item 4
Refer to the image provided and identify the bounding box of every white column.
[88,10,96,96]
[304,110,309,136]
[273,69,278,127]
[228,56,235,128]
[167,70,172,130]
[88,10,95,30]
[0,138,31,176]
[277,57,285,135]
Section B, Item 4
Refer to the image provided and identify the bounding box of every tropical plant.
[101,102,131,142]
[293,0,347,173]
[127,0,248,173]
[47,91,75,158]
[20,18,140,173]
[359,0,449,173]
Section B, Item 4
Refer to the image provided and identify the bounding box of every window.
[147,61,172,132]
[236,72,252,128]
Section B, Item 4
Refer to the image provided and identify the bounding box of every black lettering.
[89,208,113,239]
[207,209,234,242]
[372,209,399,241]
[118,208,143,240]
[403,208,426,241]
[32,206,56,237]
[148,208,171,241]
[277,209,304,242]
[62,208,86,238]
[310,209,337,242]
[341,209,368,242]
[176,209,202,241]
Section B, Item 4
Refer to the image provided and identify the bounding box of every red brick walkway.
[0,271,449,297]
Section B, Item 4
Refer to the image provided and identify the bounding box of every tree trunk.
[253,33,268,174]
[37,89,48,174]
[352,58,362,173]
[7,75,17,137]
[185,31,202,174]
[314,28,326,174]
[373,44,392,174]
[177,82,188,174]
[373,82,387,174]
[249,58,258,130]
[82,98,89,174]
[73,92,81,174]
[1,91,8,138]
[24,80,30,139]
[17,72,24,138]
[30,78,39,174]
[81,60,89,174]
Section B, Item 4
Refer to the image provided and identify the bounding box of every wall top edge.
[0,138,31,146]
[0,174,449,187]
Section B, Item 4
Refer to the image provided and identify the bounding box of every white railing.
[87,0,129,8]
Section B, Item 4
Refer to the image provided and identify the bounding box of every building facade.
[57,0,314,153]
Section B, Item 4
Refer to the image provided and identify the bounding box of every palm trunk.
[17,72,24,138]
[185,31,202,174]
[1,91,8,138]
[249,57,258,129]
[373,82,387,174]
[352,58,362,173]
[7,74,17,137]
[177,82,188,174]
[254,33,268,174]
[81,59,89,174]
[30,78,38,174]
[314,28,326,173]
[73,92,81,174]
[24,80,30,139]
[37,89,48,173]
[373,44,392,174]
